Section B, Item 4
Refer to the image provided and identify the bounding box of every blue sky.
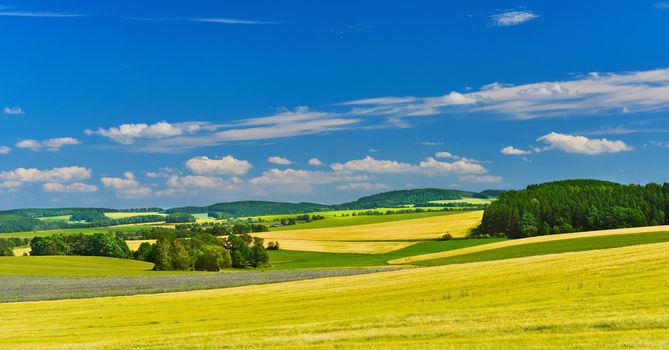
[1,0,669,209]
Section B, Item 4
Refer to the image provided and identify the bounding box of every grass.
[272,240,417,254]
[0,224,156,239]
[269,210,455,231]
[429,197,493,205]
[390,223,669,264]
[267,238,502,269]
[0,256,156,276]
[103,212,166,219]
[414,230,669,266]
[2,243,669,349]
[37,215,71,222]
[258,210,483,241]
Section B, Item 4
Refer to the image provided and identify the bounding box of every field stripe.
[388,224,669,264]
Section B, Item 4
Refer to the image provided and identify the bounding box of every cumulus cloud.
[101,172,152,198]
[537,132,633,154]
[15,137,80,151]
[336,182,390,191]
[186,155,252,176]
[268,156,292,165]
[518,83,569,96]
[43,182,98,193]
[458,175,502,183]
[491,10,539,26]
[418,157,487,174]
[165,175,242,189]
[0,166,91,183]
[500,146,532,155]
[0,146,10,154]
[434,151,458,159]
[3,106,24,115]
[331,156,416,173]
[86,121,213,145]
[308,158,323,166]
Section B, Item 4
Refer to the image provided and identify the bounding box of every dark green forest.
[480,179,669,238]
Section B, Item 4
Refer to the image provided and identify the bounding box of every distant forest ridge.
[165,188,501,216]
[480,179,669,238]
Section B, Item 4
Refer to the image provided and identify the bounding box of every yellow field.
[257,210,483,241]
[125,239,157,251]
[389,224,669,264]
[1,242,668,349]
[272,239,416,254]
[11,246,30,256]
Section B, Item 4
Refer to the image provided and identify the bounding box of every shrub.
[438,233,453,241]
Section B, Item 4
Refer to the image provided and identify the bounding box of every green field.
[103,212,166,219]
[2,243,668,349]
[0,224,156,239]
[414,230,669,266]
[268,238,503,269]
[268,210,454,231]
[0,256,156,276]
[36,215,72,222]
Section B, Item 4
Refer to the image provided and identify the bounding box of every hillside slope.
[2,243,668,349]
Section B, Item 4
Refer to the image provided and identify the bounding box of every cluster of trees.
[274,214,325,226]
[165,213,197,223]
[0,237,30,256]
[168,201,329,217]
[30,233,133,258]
[0,207,164,218]
[135,233,269,271]
[481,180,669,238]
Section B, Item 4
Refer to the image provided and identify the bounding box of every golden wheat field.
[257,210,483,242]
[1,242,668,349]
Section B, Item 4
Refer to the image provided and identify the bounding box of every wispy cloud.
[189,18,277,25]
[655,2,669,9]
[490,10,539,26]
[15,137,80,152]
[3,106,24,115]
[340,68,669,120]
[0,10,81,18]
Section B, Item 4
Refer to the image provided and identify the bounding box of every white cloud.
[418,157,487,174]
[186,155,252,176]
[481,82,512,91]
[458,175,502,183]
[434,151,458,159]
[339,68,669,120]
[16,137,80,151]
[518,83,569,96]
[308,158,323,166]
[537,132,633,154]
[0,11,80,18]
[166,175,241,189]
[43,182,98,193]
[0,166,91,183]
[655,2,669,9]
[249,168,368,185]
[3,106,24,115]
[0,146,10,154]
[336,182,390,191]
[86,121,212,145]
[500,146,532,155]
[190,18,276,25]
[101,172,152,198]
[491,10,539,26]
[331,156,416,173]
[268,156,292,165]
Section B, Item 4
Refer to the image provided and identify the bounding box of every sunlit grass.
[2,243,668,349]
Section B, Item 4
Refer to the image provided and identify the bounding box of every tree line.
[480,179,669,238]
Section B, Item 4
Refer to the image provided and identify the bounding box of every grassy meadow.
[2,242,669,349]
